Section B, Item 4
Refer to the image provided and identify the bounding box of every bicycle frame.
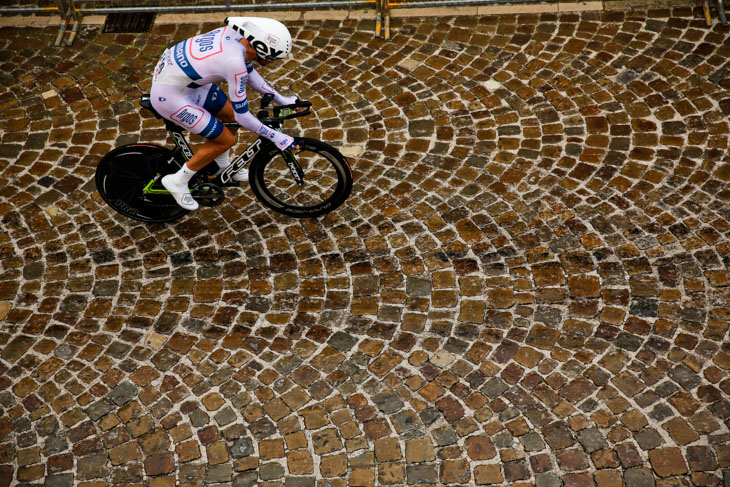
[137,93,310,199]
[144,120,267,195]
[219,138,263,184]
[98,94,350,222]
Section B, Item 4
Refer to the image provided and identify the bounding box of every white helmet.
[225,17,292,61]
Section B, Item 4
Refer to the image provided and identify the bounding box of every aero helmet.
[225,17,292,61]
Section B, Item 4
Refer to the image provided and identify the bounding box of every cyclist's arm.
[247,65,297,105]
[226,62,295,150]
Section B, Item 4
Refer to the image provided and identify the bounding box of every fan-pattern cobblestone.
[1,7,730,487]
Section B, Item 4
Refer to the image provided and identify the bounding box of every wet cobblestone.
[1,6,730,487]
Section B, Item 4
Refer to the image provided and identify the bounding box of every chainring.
[191,182,225,207]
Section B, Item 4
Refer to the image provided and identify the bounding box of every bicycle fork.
[282,150,305,186]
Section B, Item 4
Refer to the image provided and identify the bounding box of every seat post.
[164,119,184,133]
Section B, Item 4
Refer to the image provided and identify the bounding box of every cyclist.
[151,17,299,210]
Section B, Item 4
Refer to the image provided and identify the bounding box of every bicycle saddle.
[140,94,163,119]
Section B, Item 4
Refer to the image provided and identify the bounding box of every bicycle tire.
[95,144,189,223]
[248,137,353,218]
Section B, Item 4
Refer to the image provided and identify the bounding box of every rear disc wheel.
[95,144,188,223]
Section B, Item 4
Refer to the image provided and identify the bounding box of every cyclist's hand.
[274,94,298,106]
[277,135,298,152]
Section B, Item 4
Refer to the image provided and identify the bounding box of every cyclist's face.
[242,39,277,66]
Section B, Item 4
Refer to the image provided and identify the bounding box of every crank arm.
[192,194,221,200]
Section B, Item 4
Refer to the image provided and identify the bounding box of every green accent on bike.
[282,150,305,187]
[283,151,297,166]
[279,108,292,117]
[143,175,170,194]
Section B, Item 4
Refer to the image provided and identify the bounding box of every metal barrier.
[387,0,543,7]
[1,0,554,44]
[0,0,81,46]
[0,0,377,45]
[0,0,61,17]
[375,0,546,39]
[701,0,728,26]
[0,0,375,45]
[57,0,374,13]
[375,0,389,39]
[1,0,58,11]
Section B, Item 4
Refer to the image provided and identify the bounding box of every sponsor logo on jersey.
[191,28,223,60]
[256,125,270,137]
[173,40,203,81]
[174,41,189,68]
[201,119,220,139]
[171,106,204,129]
[154,57,165,79]
[234,72,248,97]
[232,101,249,114]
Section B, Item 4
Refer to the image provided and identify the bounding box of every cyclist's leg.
[201,84,235,124]
[199,85,248,181]
[151,84,236,209]
[151,84,236,171]
[199,85,237,167]
[213,99,237,124]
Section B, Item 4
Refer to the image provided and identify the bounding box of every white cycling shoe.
[162,174,199,211]
[232,168,249,182]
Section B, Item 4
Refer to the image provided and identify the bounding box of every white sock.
[173,164,196,185]
[214,150,230,169]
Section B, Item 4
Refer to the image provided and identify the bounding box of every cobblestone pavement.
[1,6,730,487]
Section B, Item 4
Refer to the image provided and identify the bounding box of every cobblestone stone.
[2,5,730,487]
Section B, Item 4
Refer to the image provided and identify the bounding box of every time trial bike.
[95,94,353,223]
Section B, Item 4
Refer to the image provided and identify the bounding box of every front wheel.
[248,137,353,218]
[95,144,189,223]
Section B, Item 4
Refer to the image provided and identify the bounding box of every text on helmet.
[246,34,285,60]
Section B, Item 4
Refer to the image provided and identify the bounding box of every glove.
[277,135,298,151]
[273,93,298,106]
[254,124,298,151]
